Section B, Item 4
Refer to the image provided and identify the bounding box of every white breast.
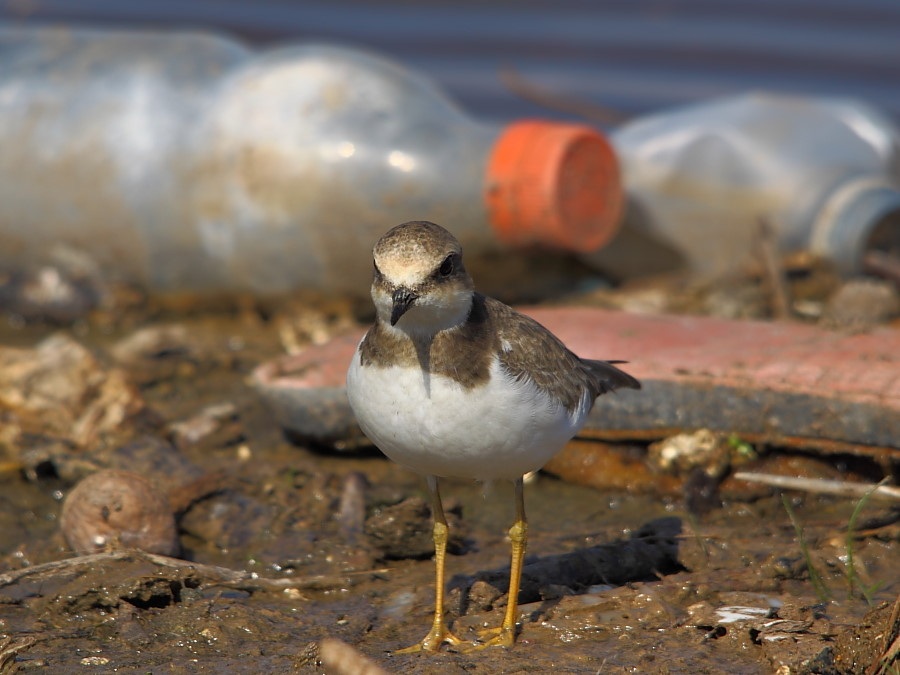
[346,346,590,481]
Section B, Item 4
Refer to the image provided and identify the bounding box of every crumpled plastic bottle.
[0,26,622,299]
[589,92,900,278]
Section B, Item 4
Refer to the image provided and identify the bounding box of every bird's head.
[371,221,474,337]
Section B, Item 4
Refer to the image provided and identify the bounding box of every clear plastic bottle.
[589,92,900,278]
[0,26,622,298]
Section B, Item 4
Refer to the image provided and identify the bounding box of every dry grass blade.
[734,473,900,503]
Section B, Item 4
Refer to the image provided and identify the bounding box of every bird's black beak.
[390,288,417,326]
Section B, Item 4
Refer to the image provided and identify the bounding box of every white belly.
[346,350,589,481]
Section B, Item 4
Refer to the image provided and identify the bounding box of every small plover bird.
[346,221,640,651]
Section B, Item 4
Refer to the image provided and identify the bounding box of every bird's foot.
[462,624,516,651]
[393,625,464,654]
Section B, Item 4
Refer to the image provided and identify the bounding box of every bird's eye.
[439,255,454,277]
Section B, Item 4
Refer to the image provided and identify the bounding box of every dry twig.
[755,218,793,319]
[0,550,387,592]
[499,67,630,126]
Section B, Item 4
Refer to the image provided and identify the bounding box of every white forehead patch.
[372,222,462,288]
[376,254,437,288]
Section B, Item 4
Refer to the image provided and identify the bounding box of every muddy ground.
[0,262,899,674]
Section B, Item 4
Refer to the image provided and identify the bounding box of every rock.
[820,278,900,331]
[364,496,465,560]
[60,469,180,556]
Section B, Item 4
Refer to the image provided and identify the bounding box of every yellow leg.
[395,476,463,653]
[470,476,527,649]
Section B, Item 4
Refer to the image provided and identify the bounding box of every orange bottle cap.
[485,120,623,252]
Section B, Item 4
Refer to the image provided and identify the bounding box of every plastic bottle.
[0,26,622,299]
[588,92,900,279]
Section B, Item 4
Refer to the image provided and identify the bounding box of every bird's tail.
[582,359,641,396]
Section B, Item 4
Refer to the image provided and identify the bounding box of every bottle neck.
[810,175,900,276]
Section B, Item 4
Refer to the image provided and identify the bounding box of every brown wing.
[485,296,640,413]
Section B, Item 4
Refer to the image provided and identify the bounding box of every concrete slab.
[251,308,900,459]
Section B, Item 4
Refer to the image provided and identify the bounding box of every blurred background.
[3,0,899,126]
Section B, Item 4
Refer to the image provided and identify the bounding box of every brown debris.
[107,322,236,386]
[0,635,37,672]
[168,402,242,450]
[109,323,194,364]
[647,429,737,480]
[543,439,682,495]
[0,333,158,479]
[547,435,886,503]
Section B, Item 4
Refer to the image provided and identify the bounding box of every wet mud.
[0,272,898,674]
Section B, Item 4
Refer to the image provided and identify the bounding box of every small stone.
[820,278,900,330]
[60,469,180,556]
